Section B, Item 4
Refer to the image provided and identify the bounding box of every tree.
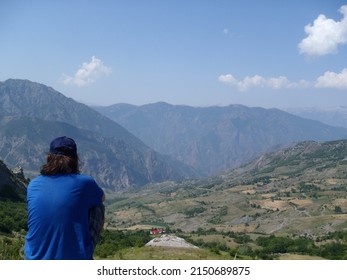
[334,206,342,214]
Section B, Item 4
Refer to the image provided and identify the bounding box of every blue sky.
[1,0,347,108]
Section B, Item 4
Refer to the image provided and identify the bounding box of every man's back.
[25,174,104,260]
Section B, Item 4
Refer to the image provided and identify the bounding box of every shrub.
[94,229,151,259]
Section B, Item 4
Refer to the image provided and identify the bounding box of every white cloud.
[218,74,298,91]
[298,5,347,56]
[267,76,292,89]
[218,74,237,85]
[63,56,112,87]
[223,28,229,35]
[315,68,347,89]
[219,69,347,91]
[238,75,266,91]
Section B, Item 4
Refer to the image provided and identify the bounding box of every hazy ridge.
[94,102,347,176]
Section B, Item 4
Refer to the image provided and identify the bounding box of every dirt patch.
[250,199,290,211]
[326,179,341,185]
[289,199,312,207]
[241,189,256,195]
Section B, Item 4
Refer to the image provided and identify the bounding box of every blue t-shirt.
[24,174,104,260]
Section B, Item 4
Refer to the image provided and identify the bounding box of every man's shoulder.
[73,174,95,182]
[72,174,101,188]
[28,175,46,185]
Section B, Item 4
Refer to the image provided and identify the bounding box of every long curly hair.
[40,153,80,175]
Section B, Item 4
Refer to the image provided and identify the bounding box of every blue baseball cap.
[49,136,77,157]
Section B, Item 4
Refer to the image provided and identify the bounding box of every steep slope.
[94,102,347,176]
[0,79,144,146]
[0,159,28,238]
[0,116,196,191]
[0,80,198,190]
[222,139,347,182]
[0,159,27,202]
[284,107,347,129]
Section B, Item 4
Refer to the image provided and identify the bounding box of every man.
[24,136,105,260]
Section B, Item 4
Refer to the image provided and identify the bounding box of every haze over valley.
[1,79,347,260]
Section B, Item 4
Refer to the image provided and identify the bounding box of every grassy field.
[277,254,326,260]
[96,246,231,260]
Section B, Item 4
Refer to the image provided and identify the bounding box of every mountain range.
[0,79,196,191]
[1,79,347,192]
[94,102,347,176]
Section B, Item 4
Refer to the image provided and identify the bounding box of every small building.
[150,228,164,235]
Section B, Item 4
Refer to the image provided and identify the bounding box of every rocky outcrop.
[145,234,198,248]
[0,160,27,201]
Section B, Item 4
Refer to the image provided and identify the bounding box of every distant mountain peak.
[0,79,197,191]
